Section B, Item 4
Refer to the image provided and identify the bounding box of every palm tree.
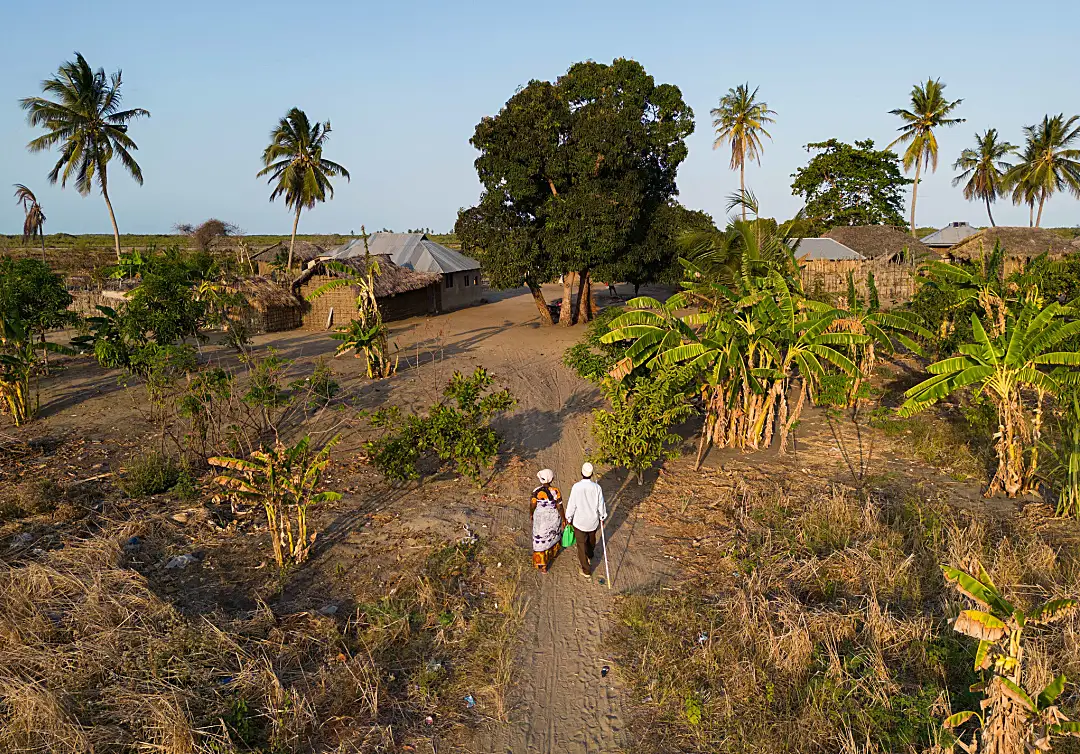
[1005,114,1080,228]
[888,78,964,234]
[20,53,150,262]
[13,185,46,262]
[711,84,775,220]
[257,108,350,273]
[952,129,1017,227]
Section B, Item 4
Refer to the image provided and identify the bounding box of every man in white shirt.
[564,462,607,578]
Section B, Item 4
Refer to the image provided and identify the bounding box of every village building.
[943,226,1077,268]
[921,221,980,251]
[823,225,931,264]
[249,240,326,276]
[327,233,484,311]
[789,238,864,261]
[232,276,304,333]
[292,255,442,330]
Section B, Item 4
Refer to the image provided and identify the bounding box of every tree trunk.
[528,280,554,325]
[560,272,575,327]
[288,206,302,274]
[584,273,595,321]
[571,270,589,325]
[1035,191,1045,228]
[909,159,922,235]
[1029,202,1034,227]
[101,182,122,262]
[40,229,46,263]
[634,283,640,297]
[740,162,746,221]
[986,195,996,227]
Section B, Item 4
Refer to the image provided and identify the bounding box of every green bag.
[561,525,576,549]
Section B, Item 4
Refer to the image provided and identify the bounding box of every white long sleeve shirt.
[565,477,607,532]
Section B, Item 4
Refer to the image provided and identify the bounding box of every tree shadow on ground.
[594,465,660,587]
[494,389,603,463]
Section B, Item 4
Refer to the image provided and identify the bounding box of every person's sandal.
[580,570,592,579]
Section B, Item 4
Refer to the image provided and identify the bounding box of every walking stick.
[599,518,611,589]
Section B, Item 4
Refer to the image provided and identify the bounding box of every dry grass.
[610,472,1080,754]
[0,523,526,753]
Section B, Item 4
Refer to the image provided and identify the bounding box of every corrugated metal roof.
[788,238,865,261]
[326,233,480,274]
[922,222,980,247]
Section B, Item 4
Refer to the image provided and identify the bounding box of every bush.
[367,368,515,486]
[590,365,696,482]
[119,452,181,497]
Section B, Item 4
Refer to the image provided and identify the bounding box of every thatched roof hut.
[235,276,303,310]
[232,276,303,333]
[250,240,327,269]
[947,227,1076,261]
[292,255,442,297]
[823,225,930,262]
[292,255,443,329]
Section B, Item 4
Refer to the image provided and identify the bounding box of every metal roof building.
[788,238,865,261]
[921,221,980,249]
[327,233,480,274]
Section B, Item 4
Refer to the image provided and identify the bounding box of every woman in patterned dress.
[530,469,565,573]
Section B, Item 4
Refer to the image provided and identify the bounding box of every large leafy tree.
[20,52,150,262]
[888,78,964,234]
[790,139,912,234]
[13,185,46,262]
[596,202,714,295]
[711,84,775,221]
[952,129,1017,227]
[257,108,350,273]
[460,59,694,326]
[901,302,1080,497]
[1005,114,1080,228]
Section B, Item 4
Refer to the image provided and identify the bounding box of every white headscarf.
[537,468,554,485]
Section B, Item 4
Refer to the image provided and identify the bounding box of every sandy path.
[438,298,669,754]
[379,286,670,752]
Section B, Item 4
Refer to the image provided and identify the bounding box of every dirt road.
[378,285,671,753]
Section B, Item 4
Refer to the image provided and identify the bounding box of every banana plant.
[209,435,341,568]
[900,302,1080,497]
[921,241,1009,338]
[603,258,867,463]
[1,306,71,426]
[835,271,933,403]
[940,564,1079,754]
[307,239,396,379]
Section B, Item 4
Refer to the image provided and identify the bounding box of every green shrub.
[367,368,515,486]
[119,452,181,497]
[590,365,695,482]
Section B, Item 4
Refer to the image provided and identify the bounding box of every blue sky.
[1,0,1078,236]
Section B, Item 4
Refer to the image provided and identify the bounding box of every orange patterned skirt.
[532,543,560,571]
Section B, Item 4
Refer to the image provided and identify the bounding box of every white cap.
[537,468,554,484]
[581,462,594,478]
